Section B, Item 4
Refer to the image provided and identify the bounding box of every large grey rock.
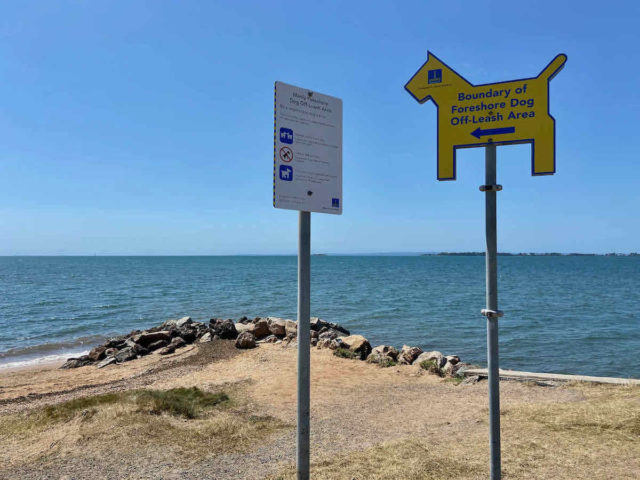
[311,317,350,336]
[398,345,424,365]
[60,355,92,369]
[104,336,127,349]
[340,335,371,359]
[209,318,238,339]
[285,320,298,337]
[88,346,107,362]
[316,338,333,349]
[441,361,459,377]
[97,356,117,369]
[132,331,171,347]
[319,330,338,341]
[371,345,399,360]
[176,316,192,328]
[267,318,287,337]
[235,322,251,334]
[310,317,330,331]
[446,355,461,365]
[367,345,399,365]
[114,347,137,363]
[198,332,213,343]
[235,331,256,349]
[162,316,193,329]
[132,343,150,357]
[175,327,197,344]
[248,318,270,339]
[416,351,446,368]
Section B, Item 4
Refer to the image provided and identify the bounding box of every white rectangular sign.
[273,81,342,214]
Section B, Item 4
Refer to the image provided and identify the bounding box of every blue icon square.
[332,198,340,208]
[279,165,293,181]
[279,128,294,144]
[428,69,442,84]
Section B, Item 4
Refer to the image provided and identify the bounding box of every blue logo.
[279,128,293,144]
[428,69,442,84]
[332,198,340,208]
[279,165,293,181]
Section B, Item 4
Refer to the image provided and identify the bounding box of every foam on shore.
[0,349,90,371]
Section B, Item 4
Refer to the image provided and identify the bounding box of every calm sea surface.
[0,256,638,377]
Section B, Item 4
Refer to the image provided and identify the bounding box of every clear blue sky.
[1,1,638,255]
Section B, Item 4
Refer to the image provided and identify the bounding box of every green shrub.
[134,387,229,419]
[377,357,397,368]
[333,347,358,360]
[419,360,443,377]
[445,376,463,385]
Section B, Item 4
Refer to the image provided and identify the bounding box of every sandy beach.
[1,339,639,479]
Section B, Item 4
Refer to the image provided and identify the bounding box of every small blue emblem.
[428,69,442,84]
[332,198,340,208]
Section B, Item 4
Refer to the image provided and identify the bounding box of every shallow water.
[0,255,638,377]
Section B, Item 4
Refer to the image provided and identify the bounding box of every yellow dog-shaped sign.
[405,52,567,180]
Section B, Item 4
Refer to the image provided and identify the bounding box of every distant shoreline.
[421,252,640,257]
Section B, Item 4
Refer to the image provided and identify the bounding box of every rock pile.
[60,314,464,376]
[61,316,237,369]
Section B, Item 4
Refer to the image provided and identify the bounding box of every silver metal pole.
[297,211,311,480]
[484,143,502,480]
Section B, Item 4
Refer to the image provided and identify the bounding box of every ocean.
[0,255,638,378]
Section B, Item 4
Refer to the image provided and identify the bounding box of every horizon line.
[0,251,638,257]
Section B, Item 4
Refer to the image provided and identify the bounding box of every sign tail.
[538,54,567,81]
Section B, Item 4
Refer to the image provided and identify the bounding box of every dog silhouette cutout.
[405,52,567,180]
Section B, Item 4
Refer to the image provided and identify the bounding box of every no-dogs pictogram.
[279,146,293,163]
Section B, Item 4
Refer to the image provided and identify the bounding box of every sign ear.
[404,54,436,104]
[539,54,567,80]
[405,52,465,103]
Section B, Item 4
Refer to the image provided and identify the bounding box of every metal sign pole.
[297,210,311,480]
[481,143,503,480]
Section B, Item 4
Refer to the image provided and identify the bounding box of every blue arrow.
[471,126,515,139]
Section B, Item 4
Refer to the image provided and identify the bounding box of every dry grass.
[0,386,289,469]
[269,439,485,480]
[499,383,640,479]
[270,384,640,480]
